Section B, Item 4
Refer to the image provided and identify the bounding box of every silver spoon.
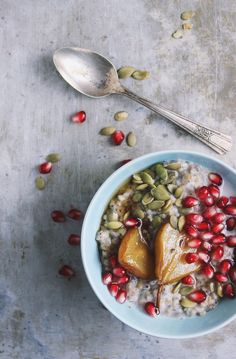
[53,47,232,155]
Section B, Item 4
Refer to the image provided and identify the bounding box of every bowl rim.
[81,150,236,338]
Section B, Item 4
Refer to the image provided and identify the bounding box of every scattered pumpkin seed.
[181,10,195,20]
[114,111,128,122]
[127,132,137,147]
[107,210,119,221]
[180,298,197,308]
[148,200,165,210]
[100,126,116,136]
[117,66,135,79]
[35,176,46,190]
[133,208,145,219]
[174,186,184,198]
[140,172,154,186]
[172,29,184,39]
[155,164,168,181]
[123,211,130,221]
[180,286,194,296]
[175,198,182,207]
[105,221,123,230]
[151,185,170,201]
[217,283,223,297]
[172,282,182,294]
[178,215,186,232]
[152,215,162,228]
[167,184,177,194]
[132,70,150,80]
[165,162,181,170]
[136,183,148,191]
[46,152,61,163]
[170,215,178,229]
[132,192,142,202]
[182,23,193,30]
[142,192,154,205]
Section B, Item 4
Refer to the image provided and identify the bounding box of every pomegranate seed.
[200,232,214,241]
[196,186,209,201]
[198,251,210,263]
[184,224,199,238]
[67,234,81,246]
[51,210,66,223]
[212,213,225,224]
[223,283,235,298]
[208,184,220,199]
[185,253,199,264]
[124,217,142,228]
[188,290,206,303]
[181,275,195,285]
[116,274,130,285]
[226,236,236,247]
[187,239,202,248]
[182,196,199,208]
[214,272,228,283]
[113,266,126,277]
[58,265,75,277]
[196,221,211,231]
[116,289,127,303]
[185,213,203,225]
[226,217,236,231]
[230,196,236,206]
[109,255,118,268]
[72,111,86,123]
[108,282,119,297]
[224,205,236,216]
[212,234,226,244]
[102,272,112,285]
[203,196,215,207]
[120,159,132,166]
[67,208,83,220]
[201,264,215,278]
[208,172,223,186]
[202,241,212,251]
[212,223,225,234]
[229,267,236,282]
[211,245,224,261]
[217,196,229,209]
[112,130,125,145]
[144,302,159,317]
[219,259,232,275]
[202,206,217,220]
[39,161,52,174]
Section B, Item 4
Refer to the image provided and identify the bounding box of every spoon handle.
[122,88,232,155]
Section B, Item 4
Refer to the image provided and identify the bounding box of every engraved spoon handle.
[121,88,232,155]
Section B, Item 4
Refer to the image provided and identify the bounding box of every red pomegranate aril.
[201,264,215,278]
[109,255,118,268]
[120,159,132,166]
[188,290,206,303]
[184,224,199,238]
[208,172,223,186]
[202,207,217,220]
[217,196,229,209]
[196,186,209,201]
[181,275,195,285]
[182,196,199,208]
[185,253,199,264]
[212,234,226,245]
[219,259,232,275]
[230,196,236,205]
[113,266,126,277]
[203,196,215,207]
[200,232,214,241]
[212,213,225,224]
[224,205,236,216]
[144,302,159,317]
[212,223,225,234]
[116,289,127,304]
[226,217,236,231]
[223,283,235,298]
[208,184,220,199]
[211,245,224,261]
[185,213,203,225]
[39,161,52,174]
[67,208,83,220]
[198,251,210,263]
[124,217,142,228]
[67,234,81,246]
[58,265,75,277]
[72,111,86,123]
[187,239,202,248]
[229,267,236,282]
[117,274,130,285]
[102,272,112,285]
[108,282,119,297]
[226,236,236,247]
[214,272,228,283]
[51,210,66,223]
[196,221,211,231]
[202,241,212,251]
[112,130,125,145]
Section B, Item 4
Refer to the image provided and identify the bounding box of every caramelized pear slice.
[118,227,155,280]
[155,223,201,284]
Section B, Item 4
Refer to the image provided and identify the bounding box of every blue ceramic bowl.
[81,151,236,338]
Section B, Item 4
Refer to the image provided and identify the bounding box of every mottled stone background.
[0,0,236,358]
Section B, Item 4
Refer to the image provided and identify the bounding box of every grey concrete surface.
[0,0,236,358]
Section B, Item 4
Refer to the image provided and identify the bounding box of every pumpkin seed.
[35,176,46,190]
[165,162,181,170]
[133,208,145,219]
[127,132,137,147]
[152,215,162,228]
[151,185,170,201]
[105,221,123,230]
[140,172,154,186]
[132,173,143,184]
[155,164,168,181]
[174,186,184,198]
[217,283,223,297]
[175,198,182,207]
[142,192,154,205]
[183,173,191,184]
[172,29,184,39]
[46,152,61,163]
[148,200,165,210]
[107,210,119,221]
[118,227,126,236]
[209,282,215,293]
[114,111,128,122]
[117,66,135,79]
[160,171,177,184]
[123,211,130,221]
[145,169,155,178]
[182,23,193,30]
[100,126,116,136]
[180,298,197,308]
[178,216,186,232]
[167,184,177,194]
[132,192,142,202]
[172,282,182,294]
[181,10,195,20]
[162,199,173,213]
[180,286,194,296]
[136,184,148,191]
[170,215,178,229]
[179,207,191,215]
[132,70,150,80]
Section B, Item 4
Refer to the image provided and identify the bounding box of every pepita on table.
[100,126,116,136]
[35,176,46,190]
[181,10,195,20]
[114,111,128,122]
[117,66,135,79]
[132,70,150,80]
[127,132,137,147]
[46,152,61,163]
